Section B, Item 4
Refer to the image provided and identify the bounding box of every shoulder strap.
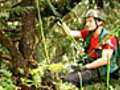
[97,29,109,58]
[84,31,93,53]
[84,29,109,53]
[98,28,109,42]
[98,29,119,58]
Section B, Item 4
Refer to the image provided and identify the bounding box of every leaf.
[49,63,63,73]
[17,67,24,75]
[0,69,12,77]
[110,0,115,8]
[0,12,10,19]
[109,85,114,90]
[0,86,4,90]
[21,77,33,87]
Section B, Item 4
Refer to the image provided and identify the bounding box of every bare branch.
[0,0,9,3]
[0,54,12,61]
[0,29,24,71]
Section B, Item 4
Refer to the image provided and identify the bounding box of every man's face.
[85,17,97,31]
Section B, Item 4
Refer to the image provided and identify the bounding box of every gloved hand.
[71,65,87,71]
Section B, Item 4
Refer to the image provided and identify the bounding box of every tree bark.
[20,0,36,61]
[0,0,36,72]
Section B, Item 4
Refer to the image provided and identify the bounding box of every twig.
[0,54,12,61]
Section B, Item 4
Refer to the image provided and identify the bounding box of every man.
[60,9,119,88]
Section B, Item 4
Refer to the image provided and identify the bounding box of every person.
[60,9,119,88]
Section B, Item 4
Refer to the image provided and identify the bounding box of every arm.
[85,49,114,69]
[70,31,82,38]
[86,36,117,70]
[60,22,82,38]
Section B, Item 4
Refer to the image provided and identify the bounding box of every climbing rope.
[36,0,50,64]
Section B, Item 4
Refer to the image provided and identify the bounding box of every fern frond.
[8,6,35,16]
[0,12,10,19]
[0,6,35,17]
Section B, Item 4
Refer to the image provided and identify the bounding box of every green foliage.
[48,63,63,73]
[0,6,34,20]
[18,64,47,88]
[8,6,35,16]
[0,0,120,90]
[103,0,120,30]
[17,62,77,89]
[0,69,21,90]
[0,77,21,90]
[0,69,12,78]
[55,81,79,90]
[0,12,10,19]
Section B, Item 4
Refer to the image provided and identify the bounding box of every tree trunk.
[19,0,36,63]
[0,0,36,72]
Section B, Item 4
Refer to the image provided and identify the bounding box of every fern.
[0,6,35,17]
[8,6,35,16]
[0,12,10,19]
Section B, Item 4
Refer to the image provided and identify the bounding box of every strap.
[84,31,93,53]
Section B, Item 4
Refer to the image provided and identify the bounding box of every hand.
[71,65,87,71]
[57,22,71,36]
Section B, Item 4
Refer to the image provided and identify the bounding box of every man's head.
[85,9,105,31]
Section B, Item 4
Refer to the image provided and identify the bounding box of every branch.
[0,54,12,61]
[0,0,9,3]
[0,29,24,71]
[36,35,42,46]
[3,28,21,32]
[2,28,22,41]
[11,2,22,8]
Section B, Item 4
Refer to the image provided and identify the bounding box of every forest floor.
[83,78,120,90]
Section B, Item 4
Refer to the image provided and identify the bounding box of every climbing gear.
[78,53,89,63]
[84,25,120,57]
[84,28,119,74]
[46,0,120,68]
[36,0,50,63]
[86,9,105,21]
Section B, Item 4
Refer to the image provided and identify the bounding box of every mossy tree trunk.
[0,0,36,73]
[20,0,36,59]
[19,0,36,72]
